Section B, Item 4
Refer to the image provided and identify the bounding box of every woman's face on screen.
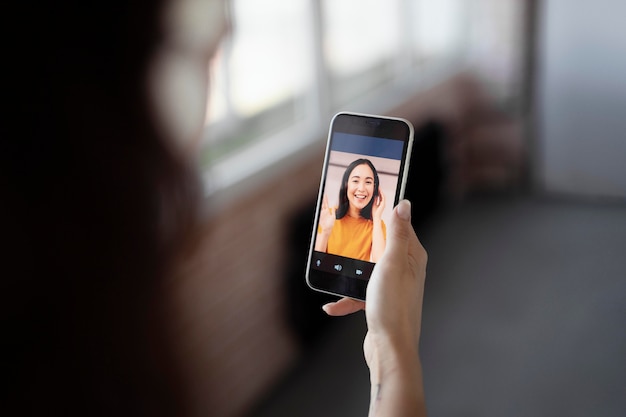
[347,163,375,212]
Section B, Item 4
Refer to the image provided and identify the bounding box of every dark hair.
[2,1,202,416]
[336,159,380,220]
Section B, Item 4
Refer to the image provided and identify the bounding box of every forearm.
[314,232,330,252]
[368,342,426,417]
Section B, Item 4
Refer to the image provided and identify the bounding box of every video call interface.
[312,131,406,280]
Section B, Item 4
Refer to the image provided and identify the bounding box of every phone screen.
[306,112,413,300]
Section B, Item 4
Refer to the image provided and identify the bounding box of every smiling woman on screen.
[315,158,387,262]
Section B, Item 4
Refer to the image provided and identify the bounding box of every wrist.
[367,339,426,417]
[368,334,420,382]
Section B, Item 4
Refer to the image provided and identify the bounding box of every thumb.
[384,199,413,256]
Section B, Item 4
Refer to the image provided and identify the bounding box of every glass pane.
[410,0,466,64]
[228,0,313,118]
[465,0,525,98]
[203,0,315,164]
[322,0,403,107]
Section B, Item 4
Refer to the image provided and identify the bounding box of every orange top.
[326,215,386,261]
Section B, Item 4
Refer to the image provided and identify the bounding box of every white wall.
[536,0,626,198]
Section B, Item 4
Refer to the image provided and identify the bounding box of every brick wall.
[171,151,325,417]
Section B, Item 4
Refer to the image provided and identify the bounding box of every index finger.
[322,297,365,316]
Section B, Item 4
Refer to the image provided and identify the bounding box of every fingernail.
[397,200,411,221]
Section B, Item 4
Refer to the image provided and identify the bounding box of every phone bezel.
[306,111,414,301]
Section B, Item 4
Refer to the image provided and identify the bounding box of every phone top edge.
[331,111,415,127]
[331,111,414,145]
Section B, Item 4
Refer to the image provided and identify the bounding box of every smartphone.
[306,112,414,301]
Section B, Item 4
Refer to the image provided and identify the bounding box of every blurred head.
[3,0,228,416]
[336,159,380,220]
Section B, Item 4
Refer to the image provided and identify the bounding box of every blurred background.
[174,0,626,416]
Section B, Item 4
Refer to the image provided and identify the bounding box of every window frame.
[201,0,520,201]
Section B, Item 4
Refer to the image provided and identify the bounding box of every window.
[203,0,315,167]
[411,0,467,64]
[202,0,523,193]
[321,0,403,107]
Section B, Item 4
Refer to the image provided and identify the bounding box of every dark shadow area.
[419,195,626,417]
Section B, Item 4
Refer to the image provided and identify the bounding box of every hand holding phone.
[306,112,414,301]
[322,199,428,416]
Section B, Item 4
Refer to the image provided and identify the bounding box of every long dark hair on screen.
[2,1,202,416]
[336,159,380,220]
